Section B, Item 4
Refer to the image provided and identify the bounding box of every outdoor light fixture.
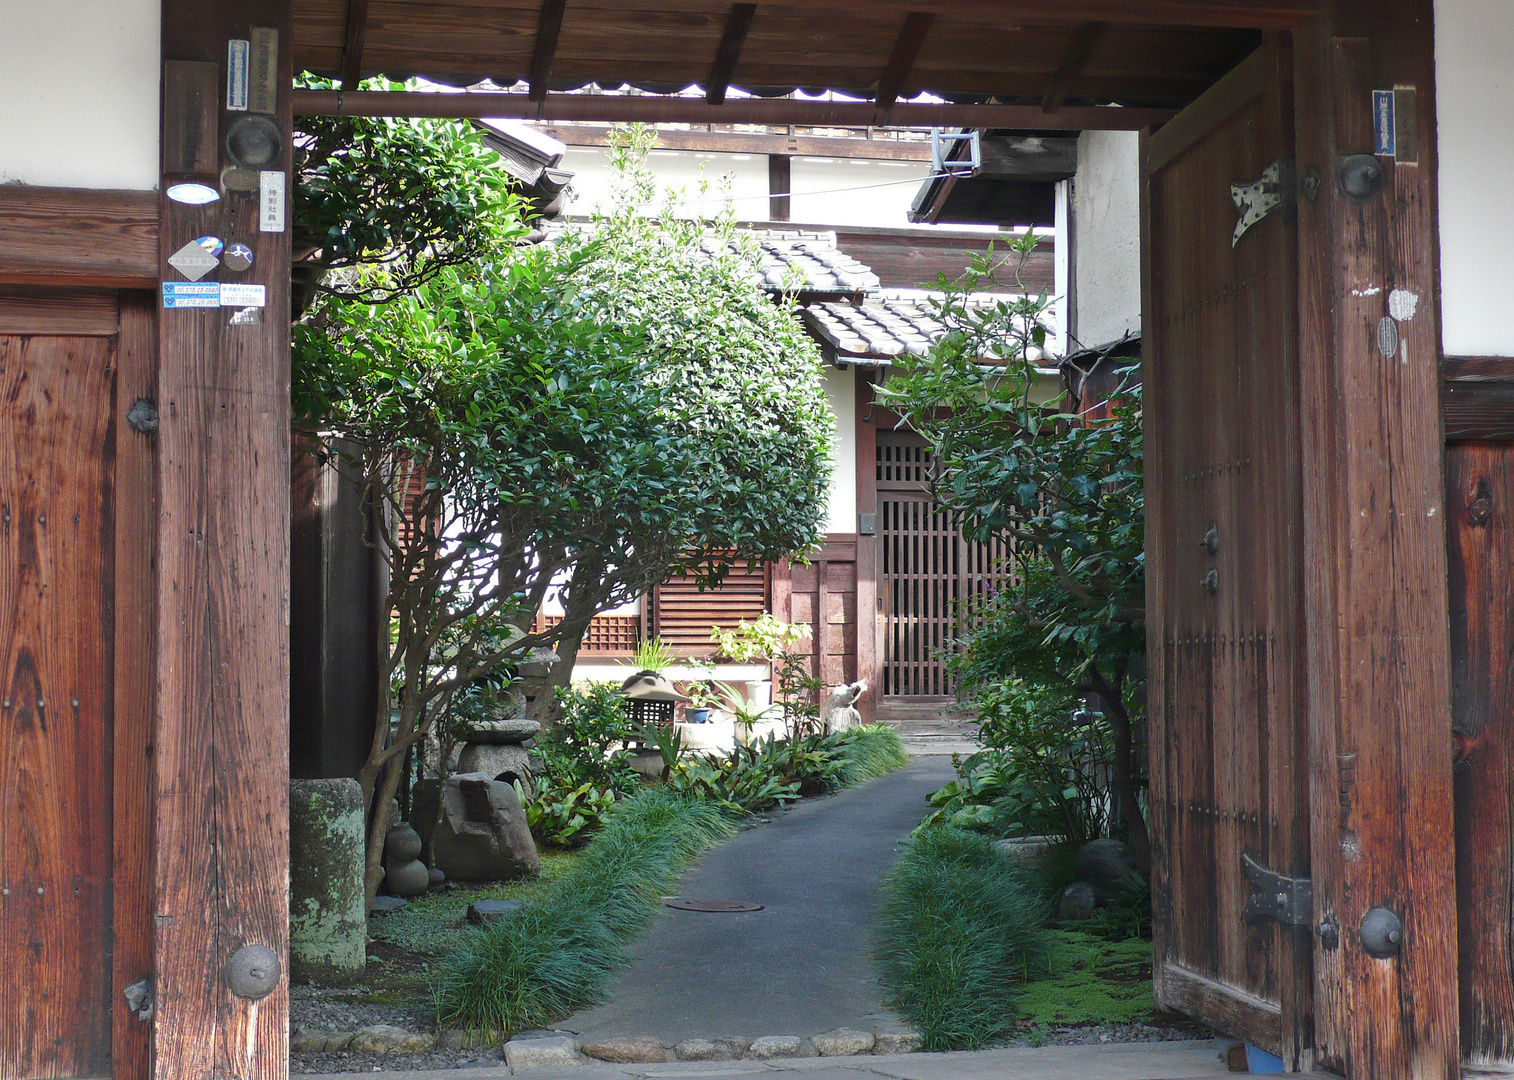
[166,182,221,205]
[226,115,283,169]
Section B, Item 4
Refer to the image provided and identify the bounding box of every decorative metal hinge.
[1230,159,1296,247]
[1243,852,1312,927]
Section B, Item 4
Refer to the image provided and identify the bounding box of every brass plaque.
[249,27,279,114]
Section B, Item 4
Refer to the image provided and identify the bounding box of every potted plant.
[714,681,776,745]
[683,678,720,724]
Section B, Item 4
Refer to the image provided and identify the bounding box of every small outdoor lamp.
[619,670,688,736]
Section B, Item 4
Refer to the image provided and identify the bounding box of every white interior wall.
[0,2,160,189]
[1436,0,1514,357]
[822,365,857,536]
[1071,130,1142,350]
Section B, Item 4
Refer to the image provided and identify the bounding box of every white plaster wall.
[822,365,857,536]
[1071,130,1142,349]
[561,145,929,226]
[1436,0,1514,356]
[0,2,160,189]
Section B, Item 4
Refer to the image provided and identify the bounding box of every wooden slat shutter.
[650,562,770,657]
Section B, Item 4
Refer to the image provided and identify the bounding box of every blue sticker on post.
[162,282,221,309]
[1373,90,1396,156]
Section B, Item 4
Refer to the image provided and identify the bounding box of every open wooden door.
[1143,42,1314,1068]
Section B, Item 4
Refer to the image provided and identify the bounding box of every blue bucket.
[1244,1043,1286,1074]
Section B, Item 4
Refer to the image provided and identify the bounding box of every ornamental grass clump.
[874,826,1049,1051]
[834,724,909,787]
[434,789,734,1035]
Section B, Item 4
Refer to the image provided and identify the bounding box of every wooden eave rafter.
[744,0,1314,28]
[875,12,934,112]
[539,124,935,161]
[339,0,368,87]
[1043,22,1107,112]
[528,0,568,103]
[706,3,757,105]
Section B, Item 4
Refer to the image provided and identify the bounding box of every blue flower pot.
[687,707,711,724]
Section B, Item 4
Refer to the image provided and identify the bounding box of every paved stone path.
[557,754,958,1046]
[309,1039,1290,1079]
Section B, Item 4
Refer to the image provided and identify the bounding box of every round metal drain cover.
[665,899,764,913]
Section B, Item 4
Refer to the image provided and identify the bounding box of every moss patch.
[1015,931,1155,1026]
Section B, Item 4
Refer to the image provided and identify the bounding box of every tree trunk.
[527,561,610,726]
[1085,666,1150,871]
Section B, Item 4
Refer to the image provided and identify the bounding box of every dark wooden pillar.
[156,3,292,1078]
[1294,1,1460,1076]
[769,153,791,222]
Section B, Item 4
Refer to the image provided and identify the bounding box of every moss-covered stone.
[290,778,367,983]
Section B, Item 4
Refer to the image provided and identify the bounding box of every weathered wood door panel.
[1447,442,1514,1066]
[1144,44,1313,1066]
[0,317,118,1077]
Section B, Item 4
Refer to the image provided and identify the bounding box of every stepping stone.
[873,1025,922,1054]
[748,1035,804,1059]
[582,1035,667,1063]
[813,1028,874,1056]
[503,1035,581,1069]
[349,1025,435,1053]
[368,895,408,914]
[466,899,523,925]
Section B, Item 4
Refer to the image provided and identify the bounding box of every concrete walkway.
[306,1039,1308,1079]
[558,755,958,1046]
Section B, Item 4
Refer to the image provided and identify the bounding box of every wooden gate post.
[155,2,292,1078]
[1294,1,1460,1076]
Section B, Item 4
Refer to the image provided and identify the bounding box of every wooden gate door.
[876,432,1010,712]
[0,290,155,1080]
[1143,44,1314,1068]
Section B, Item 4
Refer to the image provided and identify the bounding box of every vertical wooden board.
[0,328,117,1078]
[1295,6,1459,1075]
[113,293,159,1080]
[855,380,878,721]
[1447,443,1514,1065]
[155,3,292,1079]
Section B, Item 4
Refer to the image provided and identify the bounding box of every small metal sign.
[223,243,254,273]
[162,282,221,309]
[1373,90,1396,157]
[259,171,286,233]
[167,240,221,282]
[249,28,280,114]
[1377,315,1400,358]
[1393,87,1419,164]
[228,307,263,327]
[219,283,266,308]
[665,899,764,913]
[227,39,250,111]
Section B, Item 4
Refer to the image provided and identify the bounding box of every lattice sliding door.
[877,432,1012,702]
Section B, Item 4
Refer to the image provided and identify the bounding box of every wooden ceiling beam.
[1042,21,1106,113]
[706,3,757,105]
[746,0,1315,29]
[528,0,568,104]
[294,88,1174,131]
[339,0,369,88]
[539,124,935,161]
[875,12,934,111]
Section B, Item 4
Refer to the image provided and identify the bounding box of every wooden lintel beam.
[339,0,370,88]
[294,89,1173,131]
[753,0,1315,29]
[539,123,935,161]
[875,12,934,111]
[528,0,568,104]
[706,3,757,105]
[1042,21,1106,113]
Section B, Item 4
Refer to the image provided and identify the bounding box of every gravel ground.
[290,982,505,1075]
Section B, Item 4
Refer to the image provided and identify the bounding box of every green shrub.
[517,776,618,848]
[536,683,642,792]
[434,789,734,1035]
[875,827,1049,1051]
[921,679,1114,844]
